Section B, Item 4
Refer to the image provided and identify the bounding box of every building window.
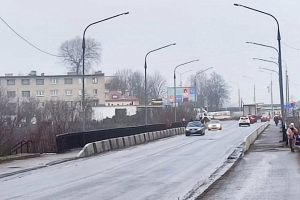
[51,78,58,85]
[112,95,118,99]
[36,90,44,97]
[93,89,98,95]
[36,79,44,85]
[78,90,86,96]
[7,79,15,85]
[64,78,73,84]
[65,90,73,96]
[92,77,98,84]
[51,90,59,96]
[7,91,16,98]
[22,91,30,97]
[93,100,99,106]
[21,79,30,85]
[38,102,45,107]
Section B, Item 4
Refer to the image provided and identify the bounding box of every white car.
[239,117,250,127]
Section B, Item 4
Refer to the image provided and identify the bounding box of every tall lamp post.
[174,60,199,122]
[271,57,289,104]
[82,12,129,143]
[144,43,176,125]
[259,69,277,118]
[243,76,256,104]
[194,67,213,109]
[229,81,241,111]
[177,70,193,87]
[234,3,286,140]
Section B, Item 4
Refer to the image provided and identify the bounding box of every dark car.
[185,121,205,136]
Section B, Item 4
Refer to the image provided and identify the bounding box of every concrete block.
[167,129,172,137]
[134,134,141,144]
[95,141,104,153]
[102,140,111,151]
[86,143,95,156]
[139,134,146,143]
[128,135,136,145]
[117,137,124,148]
[152,132,157,140]
[156,131,162,139]
[148,132,154,141]
[170,129,176,136]
[123,137,130,147]
[109,138,118,149]
[144,133,150,142]
[163,130,167,137]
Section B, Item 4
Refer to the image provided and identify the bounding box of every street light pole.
[229,82,241,111]
[234,3,286,141]
[194,67,214,110]
[259,70,275,117]
[176,70,193,87]
[174,60,199,122]
[81,12,129,143]
[144,43,176,125]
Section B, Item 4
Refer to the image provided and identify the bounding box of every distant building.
[0,70,106,107]
[105,91,139,106]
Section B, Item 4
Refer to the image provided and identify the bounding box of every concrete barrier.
[123,137,130,147]
[134,134,141,145]
[139,134,146,143]
[243,122,269,152]
[109,138,118,149]
[128,135,136,146]
[117,137,124,148]
[95,141,104,153]
[102,140,111,151]
[77,127,186,158]
[144,133,150,142]
[149,132,154,141]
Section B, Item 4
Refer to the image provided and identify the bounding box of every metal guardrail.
[9,140,33,155]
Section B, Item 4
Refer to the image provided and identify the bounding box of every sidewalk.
[197,123,300,200]
[0,149,80,178]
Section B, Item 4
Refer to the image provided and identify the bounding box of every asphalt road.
[0,121,264,200]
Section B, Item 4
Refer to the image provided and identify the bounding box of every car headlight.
[185,128,189,131]
[208,124,212,128]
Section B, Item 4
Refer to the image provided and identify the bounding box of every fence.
[56,123,167,153]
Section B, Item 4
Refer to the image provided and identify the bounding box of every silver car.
[185,121,205,136]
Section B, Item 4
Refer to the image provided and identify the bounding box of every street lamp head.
[124,12,129,15]
[172,43,176,46]
[234,3,241,6]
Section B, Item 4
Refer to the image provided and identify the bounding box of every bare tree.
[148,71,167,100]
[108,69,145,103]
[189,71,229,111]
[58,36,101,75]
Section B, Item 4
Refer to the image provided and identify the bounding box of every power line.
[0,16,63,57]
[282,41,300,51]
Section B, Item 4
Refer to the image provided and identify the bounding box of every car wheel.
[186,133,190,136]
[248,124,250,126]
[239,124,241,127]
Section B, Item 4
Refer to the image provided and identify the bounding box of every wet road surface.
[0,121,263,200]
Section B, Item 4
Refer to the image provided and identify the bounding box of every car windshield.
[210,120,220,123]
[187,122,202,127]
[241,117,248,120]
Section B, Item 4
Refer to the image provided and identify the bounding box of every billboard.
[167,87,196,103]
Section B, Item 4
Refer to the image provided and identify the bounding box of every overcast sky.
[1,0,300,106]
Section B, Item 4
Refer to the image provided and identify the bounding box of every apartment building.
[0,71,105,106]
